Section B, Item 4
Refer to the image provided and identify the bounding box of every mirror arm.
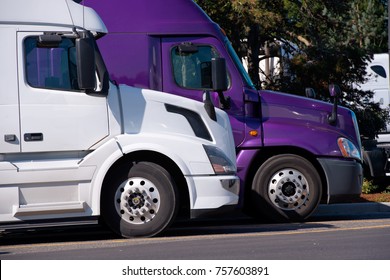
[328,99,338,125]
[327,84,340,125]
[217,91,231,110]
[203,90,217,121]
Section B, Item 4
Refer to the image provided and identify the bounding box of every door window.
[25,37,79,91]
[171,44,229,89]
[370,65,387,79]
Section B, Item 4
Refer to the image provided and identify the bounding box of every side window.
[171,44,228,90]
[371,65,387,79]
[24,37,79,90]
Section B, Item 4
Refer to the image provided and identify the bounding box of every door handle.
[4,134,17,142]
[24,133,43,141]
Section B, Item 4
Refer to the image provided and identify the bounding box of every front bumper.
[318,158,363,203]
[186,175,240,218]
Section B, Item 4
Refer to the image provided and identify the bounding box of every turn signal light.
[249,130,258,137]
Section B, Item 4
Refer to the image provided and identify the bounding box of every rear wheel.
[249,154,322,222]
[101,161,178,238]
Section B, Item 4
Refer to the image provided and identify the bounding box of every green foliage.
[351,98,390,139]
[349,0,387,53]
[195,0,285,86]
[362,178,380,194]
[196,0,389,138]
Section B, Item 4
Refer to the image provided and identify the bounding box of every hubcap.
[115,177,160,224]
[268,168,309,210]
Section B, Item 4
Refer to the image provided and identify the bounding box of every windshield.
[224,37,256,90]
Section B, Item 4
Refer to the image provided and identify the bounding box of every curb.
[313,202,390,217]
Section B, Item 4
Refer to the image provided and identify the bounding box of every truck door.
[161,36,246,146]
[17,32,109,153]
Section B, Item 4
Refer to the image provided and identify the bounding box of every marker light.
[249,130,258,137]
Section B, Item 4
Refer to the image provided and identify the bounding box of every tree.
[195,0,285,87]
[277,0,389,138]
[349,0,387,53]
[196,0,389,138]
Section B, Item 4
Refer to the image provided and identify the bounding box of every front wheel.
[248,154,322,222]
[101,161,178,238]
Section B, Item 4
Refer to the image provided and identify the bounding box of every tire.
[101,161,178,238]
[248,154,322,222]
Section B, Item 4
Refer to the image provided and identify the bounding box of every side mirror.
[211,57,228,92]
[305,88,316,99]
[178,42,199,54]
[38,34,62,48]
[211,57,230,109]
[200,61,212,88]
[329,84,341,97]
[76,37,96,90]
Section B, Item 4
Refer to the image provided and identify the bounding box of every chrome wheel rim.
[268,168,309,210]
[115,177,161,224]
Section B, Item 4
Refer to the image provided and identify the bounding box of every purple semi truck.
[83,0,363,222]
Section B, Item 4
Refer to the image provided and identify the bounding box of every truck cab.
[84,0,363,222]
[0,0,239,238]
[356,53,390,179]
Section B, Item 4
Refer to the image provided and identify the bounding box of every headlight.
[203,145,236,175]
[337,137,361,160]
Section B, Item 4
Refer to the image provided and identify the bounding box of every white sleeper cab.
[0,0,239,237]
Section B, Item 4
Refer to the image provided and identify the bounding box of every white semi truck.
[0,0,239,237]
[356,53,390,179]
